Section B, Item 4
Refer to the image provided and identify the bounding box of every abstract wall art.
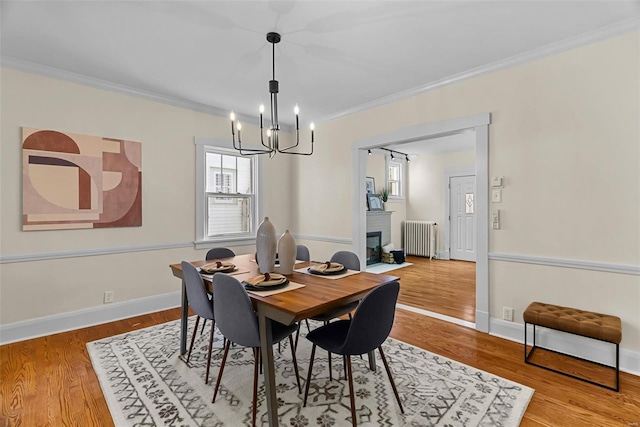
[22,128,142,231]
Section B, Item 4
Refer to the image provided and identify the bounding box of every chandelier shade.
[230,32,314,157]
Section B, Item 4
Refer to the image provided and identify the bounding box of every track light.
[378,147,410,162]
[368,149,372,155]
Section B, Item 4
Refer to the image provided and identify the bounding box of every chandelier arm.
[232,130,275,155]
[277,144,313,155]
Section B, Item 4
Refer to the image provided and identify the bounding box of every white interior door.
[450,175,476,262]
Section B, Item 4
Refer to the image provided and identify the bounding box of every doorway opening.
[352,114,490,332]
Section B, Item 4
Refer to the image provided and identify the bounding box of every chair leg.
[345,356,357,427]
[378,346,404,414]
[294,323,301,352]
[252,348,259,427]
[212,340,231,403]
[204,320,215,384]
[305,319,311,333]
[201,318,207,335]
[321,321,333,381]
[343,356,347,380]
[303,344,317,407]
[289,334,302,393]
[187,316,200,363]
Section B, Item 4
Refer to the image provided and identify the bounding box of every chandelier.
[230,32,315,157]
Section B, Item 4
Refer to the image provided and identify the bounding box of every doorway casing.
[351,113,491,332]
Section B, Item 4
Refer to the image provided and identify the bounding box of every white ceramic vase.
[256,217,277,273]
[277,230,296,275]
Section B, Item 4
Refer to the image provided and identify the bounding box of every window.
[196,142,260,245]
[387,160,403,199]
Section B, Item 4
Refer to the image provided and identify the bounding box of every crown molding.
[2,17,638,128]
[316,17,640,124]
[0,56,278,129]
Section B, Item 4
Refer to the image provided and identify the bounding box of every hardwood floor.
[393,255,476,322]
[2,306,639,426]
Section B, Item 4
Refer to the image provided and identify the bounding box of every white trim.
[489,318,640,377]
[293,233,352,245]
[443,166,476,259]
[397,304,475,329]
[0,57,296,131]
[0,291,182,345]
[352,114,491,333]
[316,18,640,124]
[489,253,640,276]
[0,241,193,264]
[436,250,450,260]
[194,139,262,245]
[3,18,637,130]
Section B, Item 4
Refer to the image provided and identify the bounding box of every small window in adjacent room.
[196,143,259,245]
[387,160,403,199]
[465,193,475,213]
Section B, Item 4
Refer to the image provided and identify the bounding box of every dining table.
[169,253,400,427]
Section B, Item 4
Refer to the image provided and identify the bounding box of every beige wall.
[293,31,640,350]
[406,149,476,254]
[0,68,292,324]
[2,31,639,353]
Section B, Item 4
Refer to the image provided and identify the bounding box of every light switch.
[491,176,504,188]
[492,209,500,229]
[492,189,502,203]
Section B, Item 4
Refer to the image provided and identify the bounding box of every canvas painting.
[22,128,142,231]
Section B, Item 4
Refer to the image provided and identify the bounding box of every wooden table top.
[170,253,400,325]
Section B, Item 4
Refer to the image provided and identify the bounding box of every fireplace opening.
[366,231,382,265]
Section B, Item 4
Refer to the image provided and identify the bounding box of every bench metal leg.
[523,322,619,392]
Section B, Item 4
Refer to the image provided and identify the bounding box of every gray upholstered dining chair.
[205,247,235,260]
[330,250,360,271]
[181,261,218,384]
[200,247,236,334]
[211,273,302,427]
[303,250,362,379]
[296,244,311,262]
[303,281,404,426]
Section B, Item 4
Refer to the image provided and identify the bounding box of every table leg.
[180,279,188,355]
[258,310,278,426]
[368,351,377,371]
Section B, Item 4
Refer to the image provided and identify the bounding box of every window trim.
[386,158,404,200]
[194,138,263,248]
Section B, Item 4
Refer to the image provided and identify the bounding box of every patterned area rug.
[87,318,533,426]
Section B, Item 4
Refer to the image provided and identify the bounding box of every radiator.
[403,220,437,258]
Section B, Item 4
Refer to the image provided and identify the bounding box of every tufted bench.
[523,301,622,391]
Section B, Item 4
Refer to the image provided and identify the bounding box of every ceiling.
[2,1,639,139]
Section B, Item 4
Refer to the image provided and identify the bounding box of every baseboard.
[0,291,182,345]
[436,250,450,260]
[489,318,640,376]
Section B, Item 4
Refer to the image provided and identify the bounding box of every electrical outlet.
[502,306,514,322]
[104,291,114,304]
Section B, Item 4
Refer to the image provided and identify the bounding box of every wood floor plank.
[392,256,476,322]
[2,262,639,426]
